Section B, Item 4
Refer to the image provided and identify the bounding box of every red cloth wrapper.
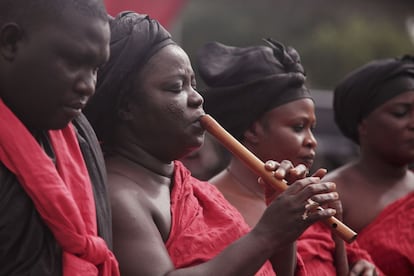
[0,99,119,276]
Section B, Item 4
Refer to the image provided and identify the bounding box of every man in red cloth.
[0,0,118,275]
[84,11,340,276]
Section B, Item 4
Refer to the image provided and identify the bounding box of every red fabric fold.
[357,192,414,276]
[264,175,380,275]
[166,161,276,275]
[297,222,378,275]
[0,99,119,276]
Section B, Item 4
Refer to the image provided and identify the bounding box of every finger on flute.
[199,114,357,244]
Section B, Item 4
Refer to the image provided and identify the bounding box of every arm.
[346,241,380,276]
[334,236,349,276]
[110,173,277,276]
[269,242,297,276]
[110,171,338,276]
[323,172,379,276]
[261,162,339,276]
[325,182,348,276]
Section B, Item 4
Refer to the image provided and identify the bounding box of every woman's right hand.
[253,172,338,251]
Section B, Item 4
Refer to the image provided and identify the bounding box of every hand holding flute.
[200,114,357,243]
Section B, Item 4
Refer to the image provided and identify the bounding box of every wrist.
[250,225,282,254]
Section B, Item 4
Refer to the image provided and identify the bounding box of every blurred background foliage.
[104,0,414,172]
[177,0,414,90]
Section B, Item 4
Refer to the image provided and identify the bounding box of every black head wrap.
[334,55,414,144]
[84,11,175,144]
[198,39,311,141]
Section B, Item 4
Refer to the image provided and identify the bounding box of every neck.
[113,144,174,178]
[227,158,264,199]
[357,152,409,181]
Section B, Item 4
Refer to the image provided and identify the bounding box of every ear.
[243,121,264,145]
[0,23,24,61]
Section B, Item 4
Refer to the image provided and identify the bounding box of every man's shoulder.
[71,113,105,168]
[0,157,18,183]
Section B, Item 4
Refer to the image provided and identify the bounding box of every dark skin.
[0,5,110,131]
[211,99,377,275]
[324,91,414,275]
[212,99,318,227]
[0,0,110,274]
[324,91,414,233]
[180,132,228,180]
[106,44,338,276]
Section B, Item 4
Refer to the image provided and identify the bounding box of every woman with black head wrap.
[84,12,340,276]
[324,55,414,275]
[199,39,379,276]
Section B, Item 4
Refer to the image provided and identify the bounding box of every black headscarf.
[334,55,414,144]
[84,11,175,144]
[198,39,311,141]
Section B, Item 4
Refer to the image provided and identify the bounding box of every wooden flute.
[199,114,357,243]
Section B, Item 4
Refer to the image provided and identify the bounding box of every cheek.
[366,118,402,140]
[276,138,302,158]
[259,130,300,161]
[166,102,185,121]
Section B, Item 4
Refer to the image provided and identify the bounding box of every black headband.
[334,55,414,144]
[199,39,311,140]
[84,11,176,143]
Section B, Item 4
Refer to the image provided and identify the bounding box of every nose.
[74,70,97,97]
[188,87,204,108]
[305,130,318,149]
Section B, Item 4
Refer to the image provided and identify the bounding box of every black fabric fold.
[84,11,175,144]
[334,55,414,144]
[198,39,311,140]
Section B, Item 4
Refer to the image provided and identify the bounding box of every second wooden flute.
[199,114,357,243]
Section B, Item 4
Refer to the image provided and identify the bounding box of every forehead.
[144,45,192,75]
[268,98,315,116]
[384,90,414,104]
[259,99,315,127]
[33,11,110,58]
[373,90,414,111]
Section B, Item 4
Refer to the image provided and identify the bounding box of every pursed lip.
[192,112,206,124]
[190,112,206,133]
[194,111,206,122]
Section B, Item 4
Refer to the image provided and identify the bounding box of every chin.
[193,137,205,150]
[26,119,71,132]
[180,142,203,159]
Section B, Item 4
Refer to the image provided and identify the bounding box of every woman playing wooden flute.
[84,12,339,276]
[198,39,380,275]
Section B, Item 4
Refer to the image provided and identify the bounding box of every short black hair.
[0,0,108,26]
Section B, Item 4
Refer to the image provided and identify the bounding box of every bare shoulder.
[107,171,147,202]
[105,169,175,275]
[107,170,151,227]
[322,163,363,212]
[104,156,154,211]
[323,163,358,193]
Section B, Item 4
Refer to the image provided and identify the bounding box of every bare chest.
[342,181,414,232]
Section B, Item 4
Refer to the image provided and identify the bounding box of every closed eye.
[292,125,305,132]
